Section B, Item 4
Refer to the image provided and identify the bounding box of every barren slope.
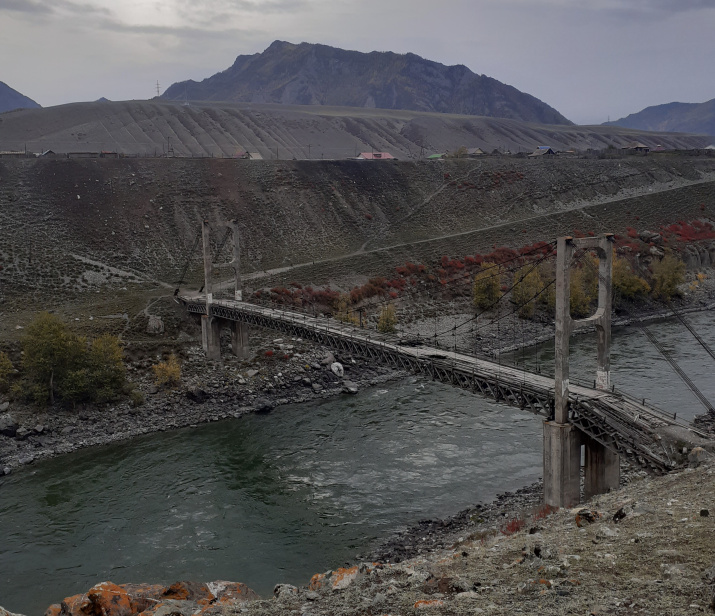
[1,156,714,327]
[0,100,709,158]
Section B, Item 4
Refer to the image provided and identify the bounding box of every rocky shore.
[0,330,405,475]
[2,456,711,616]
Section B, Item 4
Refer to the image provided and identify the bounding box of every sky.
[1,0,714,124]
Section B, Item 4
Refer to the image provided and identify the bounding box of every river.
[0,311,713,615]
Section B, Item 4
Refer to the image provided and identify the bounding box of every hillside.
[0,81,40,114]
[0,99,708,158]
[161,41,571,125]
[1,155,714,342]
[606,98,715,140]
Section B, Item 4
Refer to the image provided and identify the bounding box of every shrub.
[153,354,181,388]
[0,352,14,392]
[472,262,501,310]
[129,388,146,407]
[613,255,650,299]
[651,252,686,299]
[511,265,544,319]
[501,517,525,535]
[377,304,397,333]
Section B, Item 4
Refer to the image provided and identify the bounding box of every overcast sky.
[1,0,714,124]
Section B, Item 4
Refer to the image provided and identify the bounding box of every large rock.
[330,362,344,377]
[146,315,164,335]
[0,413,18,437]
[44,580,258,616]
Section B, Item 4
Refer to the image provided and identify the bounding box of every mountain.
[162,40,572,125]
[0,81,40,113]
[605,99,715,139]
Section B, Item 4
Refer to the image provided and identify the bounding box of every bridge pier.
[543,421,581,508]
[201,315,221,361]
[583,436,620,500]
[230,321,250,358]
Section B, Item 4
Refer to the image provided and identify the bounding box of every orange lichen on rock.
[86,582,134,616]
[308,573,326,591]
[43,605,62,616]
[206,582,259,605]
[331,566,359,590]
[414,599,445,609]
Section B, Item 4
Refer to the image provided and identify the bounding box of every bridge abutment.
[543,421,581,508]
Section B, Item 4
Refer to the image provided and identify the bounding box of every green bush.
[473,262,501,310]
[20,312,127,406]
[651,252,685,300]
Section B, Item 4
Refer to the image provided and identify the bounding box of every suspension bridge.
[176,221,714,507]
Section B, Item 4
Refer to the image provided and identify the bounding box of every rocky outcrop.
[44,580,258,616]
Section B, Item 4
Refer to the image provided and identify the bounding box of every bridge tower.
[200,219,250,360]
[544,234,619,507]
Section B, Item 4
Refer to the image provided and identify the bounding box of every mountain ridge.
[605,98,715,139]
[0,81,41,114]
[162,40,572,125]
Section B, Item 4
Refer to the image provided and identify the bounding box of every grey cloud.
[0,0,110,16]
[0,0,52,14]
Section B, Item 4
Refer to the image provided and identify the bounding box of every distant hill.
[0,100,706,158]
[162,40,572,125]
[0,81,40,114]
[605,99,715,139]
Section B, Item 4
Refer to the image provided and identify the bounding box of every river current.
[0,311,713,614]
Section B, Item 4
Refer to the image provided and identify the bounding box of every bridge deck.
[180,296,707,472]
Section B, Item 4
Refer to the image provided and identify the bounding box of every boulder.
[330,362,344,377]
[254,398,274,413]
[186,387,209,403]
[0,413,18,437]
[0,401,9,412]
[342,381,359,394]
[146,316,164,335]
[320,352,335,366]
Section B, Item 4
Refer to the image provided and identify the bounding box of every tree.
[377,304,397,333]
[334,294,359,326]
[512,266,544,319]
[613,254,650,299]
[22,313,79,404]
[20,313,127,406]
[651,252,685,300]
[88,335,126,403]
[569,266,596,318]
[473,262,501,310]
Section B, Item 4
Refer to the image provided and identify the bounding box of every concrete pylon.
[583,436,620,501]
[228,219,249,358]
[545,234,616,508]
[201,315,221,360]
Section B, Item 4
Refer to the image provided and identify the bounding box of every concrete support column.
[583,437,620,501]
[230,321,250,358]
[543,421,581,508]
[201,315,221,361]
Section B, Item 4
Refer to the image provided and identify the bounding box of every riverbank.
[0,330,405,474]
[10,455,712,616]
